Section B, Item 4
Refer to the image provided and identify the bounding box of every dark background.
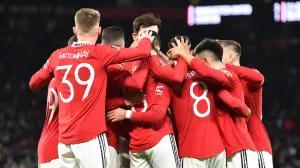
[0,0,300,167]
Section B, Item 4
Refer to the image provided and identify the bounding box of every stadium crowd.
[1,7,300,168]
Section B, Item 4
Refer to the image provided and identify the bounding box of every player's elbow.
[257,74,265,86]
[29,79,40,91]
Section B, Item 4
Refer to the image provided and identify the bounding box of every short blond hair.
[216,39,241,57]
[75,8,100,33]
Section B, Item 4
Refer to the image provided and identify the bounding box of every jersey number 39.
[56,63,95,103]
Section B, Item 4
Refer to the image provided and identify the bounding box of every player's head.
[150,30,161,51]
[216,39,241,64]
[167,35,191,50]
[68,36,78,46]
[73,8,101,43]
[101,26,125,48]
[193,38,223,66]
[132,13,161,41]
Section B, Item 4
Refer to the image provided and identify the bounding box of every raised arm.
[189,57,235,89]
[29,51,58,90]
[121,59,149,90]
[101,36,152,66]
[226,64,264,89]
[148,56,187,84]
[216,89,249,117]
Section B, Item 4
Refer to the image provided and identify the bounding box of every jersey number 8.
[56,63,95,103]
[190,81,210,118]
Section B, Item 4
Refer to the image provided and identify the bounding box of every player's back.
[242,80,272,154]
[129,74,174,153]
[38,78,59,163]
[54,44,110,144]
[171,70,224,158]
[216,68,256,157]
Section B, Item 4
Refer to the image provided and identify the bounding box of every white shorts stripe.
[258,151,266,168]
[97,134,107,168]
[169,134,181,168]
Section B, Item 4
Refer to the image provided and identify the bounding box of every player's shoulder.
[149,55,168,67]
[220,67,237,78]
[184,70,197,79]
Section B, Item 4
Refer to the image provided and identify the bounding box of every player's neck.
[232,60,240,66]
[211,61,225,70]
[77,35,97,45]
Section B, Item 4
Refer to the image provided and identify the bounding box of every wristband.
[125,110,133,119]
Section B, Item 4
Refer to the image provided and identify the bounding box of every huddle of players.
[29,7,273,168]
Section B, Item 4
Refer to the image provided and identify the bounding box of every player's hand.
[246,108,251,122]
[138,30,154,42]
[107,108,127,122]
[180,36,191,52]
[167,37,185,60]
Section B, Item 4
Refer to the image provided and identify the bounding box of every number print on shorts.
[48,88,58,123]
[56,63,95,103]
[131,100,148,112]
[190,81,210,118]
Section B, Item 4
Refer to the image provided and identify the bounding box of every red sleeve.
[190,58,235,89]
[121,59,149,90]
[148,56,187,84]
[216,89,248,117]
[29,52,57,90]
[131,82,171,124]
[106,97,126,111]
[107,64,131,82]
[99,38,151,66]
[226,64,264,89]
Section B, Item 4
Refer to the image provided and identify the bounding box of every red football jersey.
[190,58,256,157]
[29,39,152,144]
[226,64,272,154]
[38,78,59,163]
[171,70,225,159]
[106,60,149,150]
[128,74,174,153]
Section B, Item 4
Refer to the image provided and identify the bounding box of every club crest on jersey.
[155,86,163,95]
[111,45,120,50]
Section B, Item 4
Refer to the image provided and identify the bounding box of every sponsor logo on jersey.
[155,85,163,95]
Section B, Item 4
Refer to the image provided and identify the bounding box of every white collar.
[72,41,93,47]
